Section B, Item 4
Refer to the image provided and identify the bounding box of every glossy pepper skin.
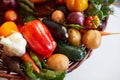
[20,20,57,58]
[85,16,100,29]
[66,0,88,12]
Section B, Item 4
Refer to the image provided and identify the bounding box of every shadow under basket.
[0,16,109,80]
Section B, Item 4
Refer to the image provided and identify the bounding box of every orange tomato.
[0,21,19,37]
[4,10,18,22]
[51,10,65,23]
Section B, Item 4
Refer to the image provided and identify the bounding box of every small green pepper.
[30,52,42,69]
[23,62,38,80]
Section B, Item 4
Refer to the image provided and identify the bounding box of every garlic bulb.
[0,32,27,57]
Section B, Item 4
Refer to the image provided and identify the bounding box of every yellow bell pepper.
[66,0,88,12]
[0,21,19,37]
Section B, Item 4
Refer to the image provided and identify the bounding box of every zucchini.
[54,40,86,61]
[42,19,68,40]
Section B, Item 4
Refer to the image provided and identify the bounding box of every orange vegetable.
[4,10,18,22]
[79,29,120,36]
[21,52,40,73]
[0,21,19,37]
[66,0,88,12]
[85,16,100,28]
[51,10,65,23]
[100,31,120,36]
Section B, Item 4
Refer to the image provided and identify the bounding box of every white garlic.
[0,32,27,57]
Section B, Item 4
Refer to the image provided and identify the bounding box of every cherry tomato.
[4,10,18,22]
[85,16,100,29]
[51,10,65,23]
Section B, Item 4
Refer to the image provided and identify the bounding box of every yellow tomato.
[66,0,88,12]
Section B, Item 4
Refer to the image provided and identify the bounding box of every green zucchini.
[54,40,86,61]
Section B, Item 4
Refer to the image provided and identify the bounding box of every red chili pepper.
[20,20,57,58]
[85,16,100,29]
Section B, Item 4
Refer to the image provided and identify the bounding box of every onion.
[67,12,85,26]
[0,0,17,10]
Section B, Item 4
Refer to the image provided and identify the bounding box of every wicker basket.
[0,0,112,79]
[0,16,109,80]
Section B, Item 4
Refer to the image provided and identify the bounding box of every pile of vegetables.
[0,0,116,80]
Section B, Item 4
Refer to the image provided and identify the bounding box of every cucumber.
[54,40,86,61]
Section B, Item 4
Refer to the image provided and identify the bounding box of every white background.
[64,5,120,80]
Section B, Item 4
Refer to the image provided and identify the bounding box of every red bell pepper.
[20,20,57,58]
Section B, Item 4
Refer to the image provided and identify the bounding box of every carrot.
[21,52,40,73]
[100,31,120,36]
[79,29,120,36]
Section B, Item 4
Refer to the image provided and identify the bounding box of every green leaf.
[18,2,34,13]
[23,62,38,80]
[64,24,83,29]
[89,0,115,5]
[17,0,34,8]
[89,0,101,4]
[85,4,102,16]
[86,0,114,20]
[95,10,104,19]
[24,16,36,23]
[35,69,66,80]
[17,5,33,18]
[100,0,115,5]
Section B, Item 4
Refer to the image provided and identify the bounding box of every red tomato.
[85,16,100,29]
